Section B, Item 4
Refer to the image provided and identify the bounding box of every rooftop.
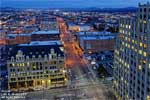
[80,35,115,40]
[32,30,59,35]
[7,33,31,37]
[18,40,62,46]
[78,31,114,36]
[6,41,64,59]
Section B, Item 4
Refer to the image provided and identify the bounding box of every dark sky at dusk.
[1,0,149,8]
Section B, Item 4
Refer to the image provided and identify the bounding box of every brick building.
[77,31,116,53]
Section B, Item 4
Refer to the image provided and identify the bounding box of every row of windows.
[10,74,65,81]
[120,24,131,29]
[9,60,63,67]
[121,36,147,47]
[10,66,58,71]
[10,69,63,77]
[139,7,150,12]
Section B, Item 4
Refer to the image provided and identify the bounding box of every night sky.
[1,0,149,8]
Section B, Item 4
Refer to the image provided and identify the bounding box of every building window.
[33,66,36,70]
[26,62,30,66]
[139,65,142,70]
[143,60,146,65]
[143,52,146,57]
[140,42,143,47]
[143,44,147,49]
[139,50,142,55]
[11,78,16,81]
[129,25,131,29]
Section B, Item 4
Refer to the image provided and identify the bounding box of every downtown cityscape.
[0,0,150,100]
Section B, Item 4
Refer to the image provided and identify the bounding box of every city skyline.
[1,0,149,8]
[0,1,150,100]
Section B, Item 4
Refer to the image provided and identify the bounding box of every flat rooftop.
[78,31,115,40]
[80,36,115,40]
[7,34,31,37]
[78,31,113,36]
[18,40,62,46]
[32,30,59,35]
[6,30,60,38]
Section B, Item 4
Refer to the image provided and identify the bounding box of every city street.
[56,17,112,100]
[20,18,114,100]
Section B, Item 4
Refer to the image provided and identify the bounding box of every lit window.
[12,63,15,67]
[126,95,129,99]
[113,80,118,87]
[129,25,131,29]
[119,59,122,62]
[33,66,36,69]
[125,62,127,66]
[140,42,142,47]
[48,80,51,83]
[44,71,46,73]
[17,63,20,67]
[60,47,64,51]
[120,30,122,33]
[120,24,122,27]
[139,50,142,54]
[143,52,146,56]
[27,62,30,66]
[22,63,24,66]
[132,40,134,43]
[125,43,127,47]
[121,77,123,81]
[139,65,142,70]
[135,41,137,44]
[127,64,129,68]
[128,44,130,48]
[124,80,127,84]
[144,44,147,49]
[143,60,146,64]
[19,63,22,66]
[42,80,45,84]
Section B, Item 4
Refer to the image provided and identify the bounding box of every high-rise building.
[7,41,67,91]
[114,2,150,100]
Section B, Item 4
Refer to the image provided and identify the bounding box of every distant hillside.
[61,7,137,12]
[1,7,137,13]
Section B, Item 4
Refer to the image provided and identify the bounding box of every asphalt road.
[57,17,108,100]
